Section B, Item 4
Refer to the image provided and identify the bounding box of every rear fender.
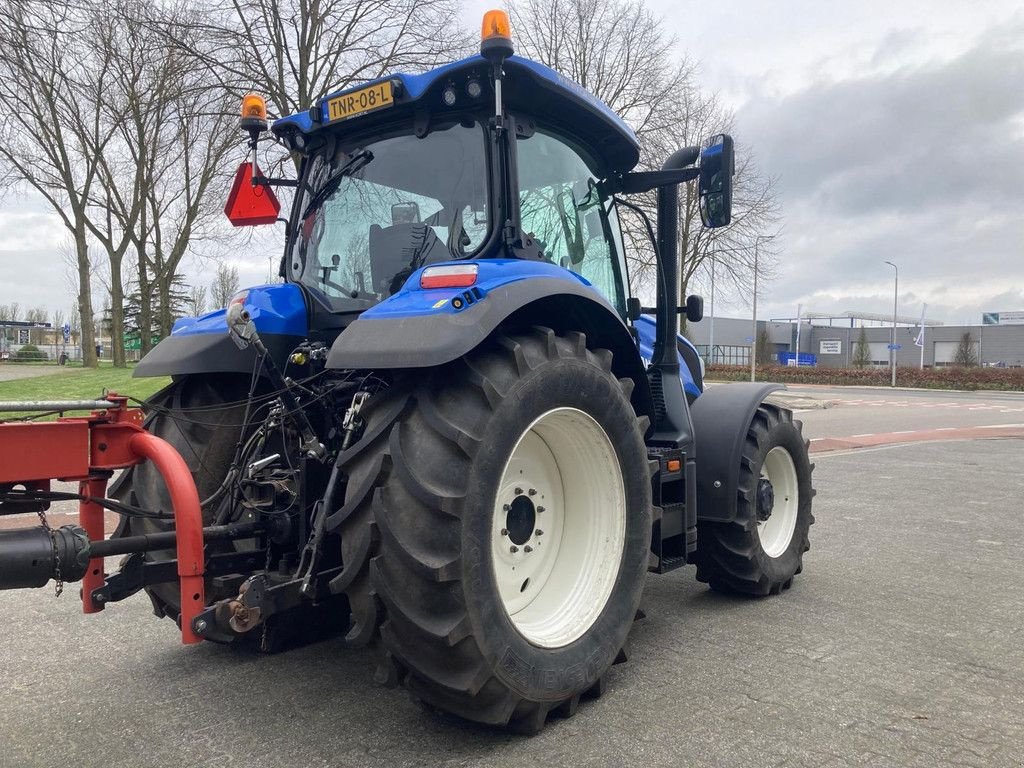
[326,259,653,421]
[690,382,783,522]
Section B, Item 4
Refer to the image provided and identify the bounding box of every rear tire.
[694,403,815,596]
[112,375,254,621]
[334,328,652,732]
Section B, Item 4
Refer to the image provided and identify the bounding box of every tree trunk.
[158,277,173,339]
[109,254,126,367]
[137,243,154,355]
[75,226,97,368]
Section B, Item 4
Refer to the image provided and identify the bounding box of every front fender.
[690,382,783,522]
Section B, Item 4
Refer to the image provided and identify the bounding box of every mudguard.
[133,284,307,378]
[690,382,783,522]
[326,259,653,420]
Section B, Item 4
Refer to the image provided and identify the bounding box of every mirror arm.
[605,166,700,196]
[640,306,690,316]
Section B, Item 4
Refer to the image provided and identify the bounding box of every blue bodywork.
[633,315,703,400]
[360,258,594,320]
[166,265,702,402]
[170,283,307,338]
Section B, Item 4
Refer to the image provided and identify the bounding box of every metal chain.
[35,509,63,597]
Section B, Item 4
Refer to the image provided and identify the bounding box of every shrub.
[706,364,1024,391]
[12,344,48,362]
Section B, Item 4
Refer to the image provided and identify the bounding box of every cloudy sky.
[1,0,1022,326]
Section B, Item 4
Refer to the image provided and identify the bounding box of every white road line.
[851,433,875,437]
[976,540,1004,546]
[892,430,916,434]
[936,427,957,431]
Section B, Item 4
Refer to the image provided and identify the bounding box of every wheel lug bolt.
[524,545,533,553]
[537,506,545,513]
[514,487,523,495]
[535,529,543,536]
[510,545,518,553]
[528,488,536,496]
[501,528,508,536]
[503,504,510,511]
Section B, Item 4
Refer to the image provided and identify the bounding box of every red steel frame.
[0,395,206,643]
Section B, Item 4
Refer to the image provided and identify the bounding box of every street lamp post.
[750,237,763,383]
[884,260,898,387]
[708,250,715,367]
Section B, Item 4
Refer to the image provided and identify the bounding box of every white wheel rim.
[757,446,799,558]
[491,407,626,649]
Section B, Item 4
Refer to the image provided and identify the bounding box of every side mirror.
[698,134,734,228]
[685,294,704,323]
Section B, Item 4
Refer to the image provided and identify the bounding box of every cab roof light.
[481,9,511,41]
[420,264,479,289]
[240,93,268,133]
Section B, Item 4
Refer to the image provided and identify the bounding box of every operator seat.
[368,223,450,295]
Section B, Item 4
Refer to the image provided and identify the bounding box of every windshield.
[289,121,490,310]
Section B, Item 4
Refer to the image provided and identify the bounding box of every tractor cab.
[255,61,640,320]
[227,11,714,328]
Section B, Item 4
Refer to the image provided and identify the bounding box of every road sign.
[745,337,754,343]
[62,323,71,342]
[887,343,902,351]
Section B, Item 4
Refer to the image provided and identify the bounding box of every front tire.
[695,403,815,596]
[334,328,652,732]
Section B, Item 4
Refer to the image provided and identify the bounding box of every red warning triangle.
[224,162,281,226]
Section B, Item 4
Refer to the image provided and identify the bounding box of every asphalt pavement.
[2,429,1023,767]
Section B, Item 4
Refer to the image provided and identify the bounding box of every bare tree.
[210,263,241,308]
[511,0,780,307]
[0,2,112,367]
[188,284,209,317]
[162,0,471,127]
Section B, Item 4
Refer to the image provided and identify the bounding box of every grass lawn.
[0,364,170,419]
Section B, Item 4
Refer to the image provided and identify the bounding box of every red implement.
[0,395,205,643]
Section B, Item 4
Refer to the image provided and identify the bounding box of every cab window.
[516,129,627,313]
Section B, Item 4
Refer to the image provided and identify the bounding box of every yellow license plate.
[326,81,394,122]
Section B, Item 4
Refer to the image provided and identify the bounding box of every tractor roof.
[273,55,641,174]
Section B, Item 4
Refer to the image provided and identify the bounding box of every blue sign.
[62,323,71,342]
[745,337,754,343]
[887,343,902,351]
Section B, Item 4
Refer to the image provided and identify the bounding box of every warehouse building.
[684,312,1024,368]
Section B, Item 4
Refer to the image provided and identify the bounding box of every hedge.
[12,344,48,362]
[706,364,1024,391]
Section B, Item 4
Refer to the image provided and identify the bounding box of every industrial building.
[685,312,1024,369]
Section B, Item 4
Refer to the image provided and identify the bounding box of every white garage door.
[868,342,890,366]
[934,340,978,366]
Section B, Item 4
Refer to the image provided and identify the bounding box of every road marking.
[851,433,875,437]
[892,430,916,434]
[966,501,989,506]
[976,540,1003,546]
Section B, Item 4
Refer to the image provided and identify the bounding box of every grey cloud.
[741,19,1024,217]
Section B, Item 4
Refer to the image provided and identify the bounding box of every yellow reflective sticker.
[432,299,449,309]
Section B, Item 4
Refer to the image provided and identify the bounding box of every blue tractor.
[115,11,814,732]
